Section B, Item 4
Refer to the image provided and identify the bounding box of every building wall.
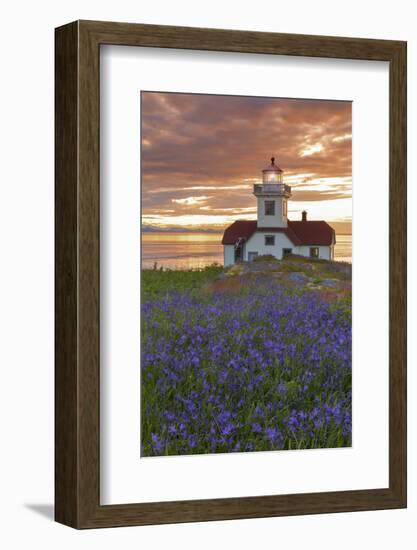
[244,232,295,260]
[228,234,334,263]
[256,196,288,228]
[297,245,333,261]
[223,244,235,266]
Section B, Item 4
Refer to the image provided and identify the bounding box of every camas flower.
[142,274,351,456]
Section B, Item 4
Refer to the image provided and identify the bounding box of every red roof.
[221,220,257,245]
[288,221,335,246]
[222,219,335,246]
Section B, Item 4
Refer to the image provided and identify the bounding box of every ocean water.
[333,234,352,263]
[142,232,352,270]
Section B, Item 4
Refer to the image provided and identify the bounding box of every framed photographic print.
[55,20,406,528]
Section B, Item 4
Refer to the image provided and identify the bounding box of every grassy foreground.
[142,263,223,300]
[141,256,352,456]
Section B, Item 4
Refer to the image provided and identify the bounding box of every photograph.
[140,91,352,457]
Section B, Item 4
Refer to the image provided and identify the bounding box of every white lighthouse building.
[222,157,335,266]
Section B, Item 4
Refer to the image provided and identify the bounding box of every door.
[234,245,243,263]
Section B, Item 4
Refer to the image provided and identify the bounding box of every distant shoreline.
[142,228,353,236]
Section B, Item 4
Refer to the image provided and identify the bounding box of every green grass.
[142,263,224,300]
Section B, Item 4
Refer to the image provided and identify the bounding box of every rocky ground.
[212,254,351,296]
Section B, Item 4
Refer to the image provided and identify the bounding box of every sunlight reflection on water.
[142,232,352,269]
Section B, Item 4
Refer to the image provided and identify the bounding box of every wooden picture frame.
[55,20,407,529]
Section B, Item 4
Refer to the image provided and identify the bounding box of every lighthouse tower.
[253,157,291,228]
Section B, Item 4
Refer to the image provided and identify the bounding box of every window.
[310,247,319,258]
[265,235,275,246]
[283,200,287,217]
[283,248,292,256]
[264,200,275,216]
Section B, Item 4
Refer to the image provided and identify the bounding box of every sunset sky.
[141,92,352,234]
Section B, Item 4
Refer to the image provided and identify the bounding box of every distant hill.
[142,221,352,235]
[142,226,223,234]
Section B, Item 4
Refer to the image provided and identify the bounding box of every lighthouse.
[221,156,336,265]
[254,157,291,228]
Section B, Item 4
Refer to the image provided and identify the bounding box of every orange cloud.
[141,91,352,231]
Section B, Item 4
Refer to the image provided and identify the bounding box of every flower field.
[141,260,352,456]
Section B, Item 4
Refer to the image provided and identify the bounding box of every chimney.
[302,210,307,222]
